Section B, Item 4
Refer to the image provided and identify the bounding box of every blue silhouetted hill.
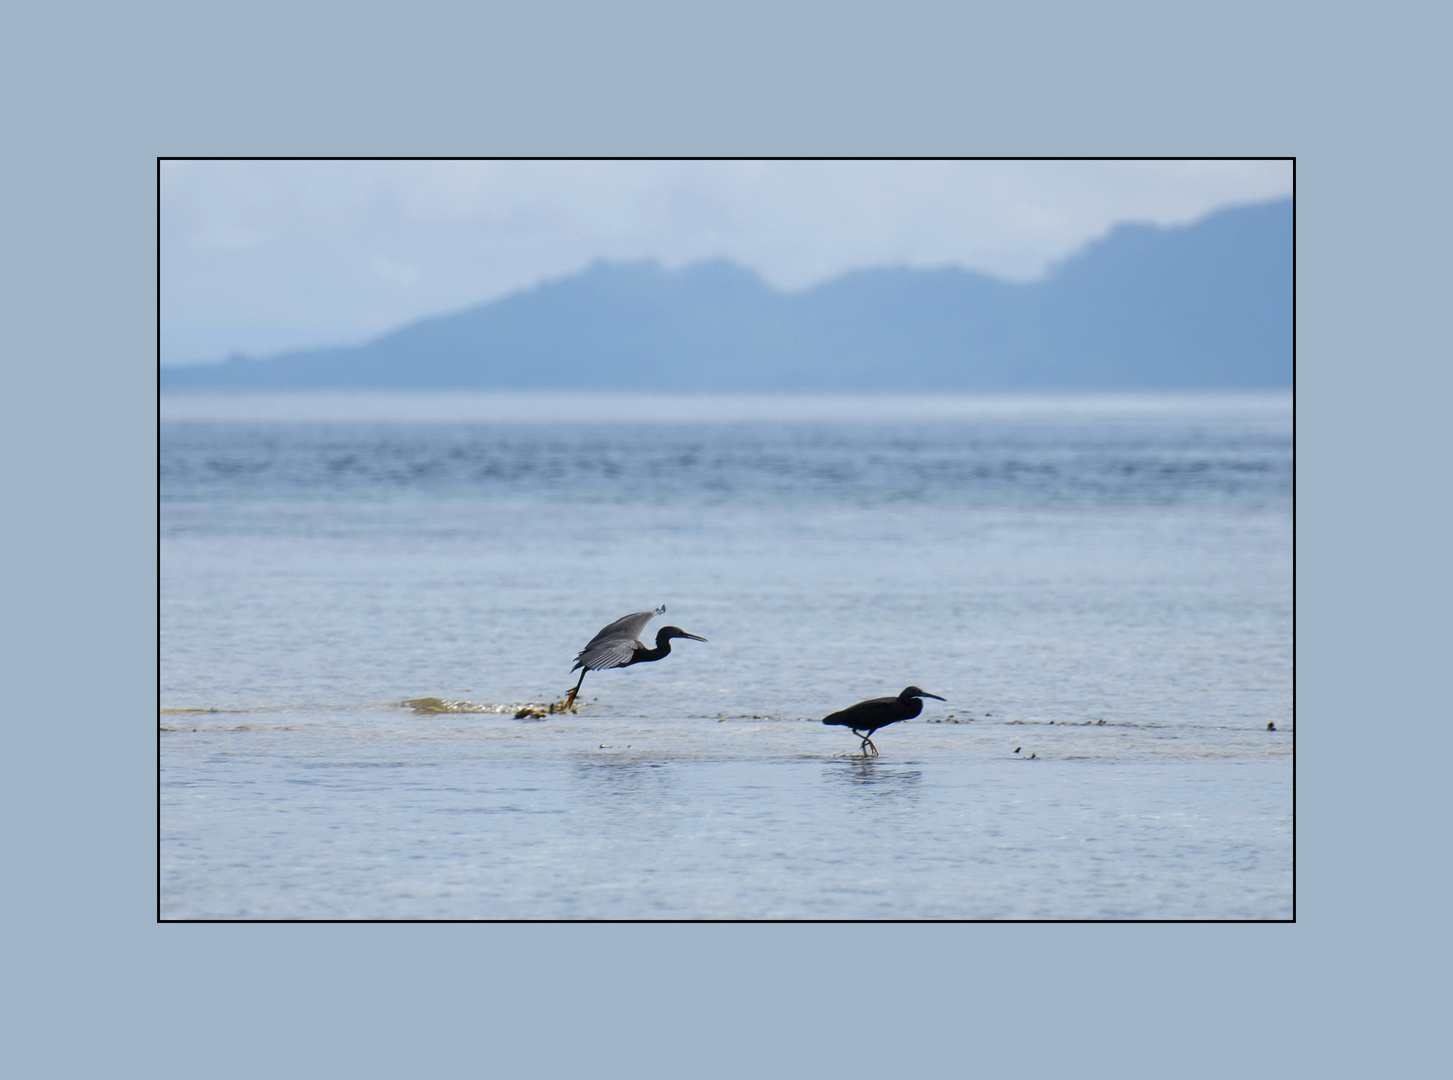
[161,197,1291,390]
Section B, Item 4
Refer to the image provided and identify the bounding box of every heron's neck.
[628,633,673,665]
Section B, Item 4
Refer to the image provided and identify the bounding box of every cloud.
[368,254,420,287]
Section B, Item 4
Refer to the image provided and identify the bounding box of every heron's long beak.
[679,631,708,642]
[921,692,946,700]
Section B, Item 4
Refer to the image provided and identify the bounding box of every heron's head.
[901,686,945,701]
[659,626,708,643]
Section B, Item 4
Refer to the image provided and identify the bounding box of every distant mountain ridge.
[161,198,1291,390]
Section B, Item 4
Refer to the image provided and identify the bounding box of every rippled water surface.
[161,392,1292,919]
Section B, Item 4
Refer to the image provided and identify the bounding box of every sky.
[160,159,1293,365]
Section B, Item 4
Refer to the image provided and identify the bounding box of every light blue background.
[6,1,1445,1076]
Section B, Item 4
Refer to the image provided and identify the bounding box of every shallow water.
[160,393,1292,919]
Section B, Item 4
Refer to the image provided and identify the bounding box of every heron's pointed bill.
[921,692,946,700]
[678,631,708,642]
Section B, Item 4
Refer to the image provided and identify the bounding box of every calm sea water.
[160,392,1293,919]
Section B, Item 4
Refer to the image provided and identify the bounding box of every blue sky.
[161,159,1292,365]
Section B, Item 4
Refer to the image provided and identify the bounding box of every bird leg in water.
[854,730,879,756]
[563,668,587,712]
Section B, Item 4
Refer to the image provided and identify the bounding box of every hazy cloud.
[368,254,421,287]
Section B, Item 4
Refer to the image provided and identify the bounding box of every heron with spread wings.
[564,605,708,709]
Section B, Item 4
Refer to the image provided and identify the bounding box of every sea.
[160,391,1293,920]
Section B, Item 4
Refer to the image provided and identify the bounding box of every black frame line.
[156,154,1296,930]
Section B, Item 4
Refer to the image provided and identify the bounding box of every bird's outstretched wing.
[575,639,641,671]
[572,605,664,671]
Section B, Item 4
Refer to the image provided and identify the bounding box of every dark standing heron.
[563,605,707,709]
[822,686,945,756]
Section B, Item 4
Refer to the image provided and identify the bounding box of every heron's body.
[822,686,945,755]
[564,605,706,708]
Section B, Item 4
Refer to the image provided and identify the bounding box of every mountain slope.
[161,198,1291,390]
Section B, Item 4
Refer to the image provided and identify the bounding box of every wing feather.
[579,640,641,670]
[571,606,664,670]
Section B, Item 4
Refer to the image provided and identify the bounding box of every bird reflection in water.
[827,758,923,801]
[570,753,674,806]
